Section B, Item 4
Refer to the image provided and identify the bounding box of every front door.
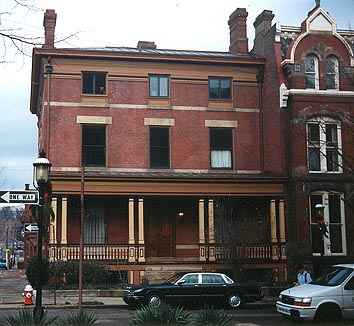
[145,198,175,257]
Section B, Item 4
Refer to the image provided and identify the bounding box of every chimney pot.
[137,41,157,50]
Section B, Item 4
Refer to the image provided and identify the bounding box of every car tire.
[226,293,242,309]
[314,303,342,322]
[146,293,163,307]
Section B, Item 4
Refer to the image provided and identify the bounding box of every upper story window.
[150,127,170,169]
[209,77,232,100]
[82,124,106,167]
[82,72,106,95]
[149,75,169,97]
[310,192,346,256]
[210,128,233,169]
[326,55,339,90]
[307,118,342,173]
[305,55,319,89]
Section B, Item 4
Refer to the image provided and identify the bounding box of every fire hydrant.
[22,284,35,305]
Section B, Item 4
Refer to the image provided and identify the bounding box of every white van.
[276,264,354,321]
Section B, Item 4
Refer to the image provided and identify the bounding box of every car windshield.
[312,267,353,286]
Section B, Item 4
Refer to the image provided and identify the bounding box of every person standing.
[297,265,312,285]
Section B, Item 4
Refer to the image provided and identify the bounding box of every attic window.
[82,72,106,95]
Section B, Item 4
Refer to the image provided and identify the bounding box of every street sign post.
[0,190,39,204]
[25,223,39,233]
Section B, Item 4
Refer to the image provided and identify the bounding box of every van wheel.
[315,303,342,322]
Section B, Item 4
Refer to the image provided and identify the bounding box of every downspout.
[44,59,53,157]
[257,70,264,173]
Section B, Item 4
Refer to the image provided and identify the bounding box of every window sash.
[82,125,106,167]
[305,55,319,89]
[84,201,106,244]
[82,72,106,95]
[210,128,233,169]
[326,56,339,90]
[150,127,170,169]
[307,120,341,173]
[209,78,232,99]
[310,192,345,255]
[149,75,169,97]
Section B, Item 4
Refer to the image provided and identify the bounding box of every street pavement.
[0,267,277,310]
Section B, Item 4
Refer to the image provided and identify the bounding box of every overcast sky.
[0,0,353,194]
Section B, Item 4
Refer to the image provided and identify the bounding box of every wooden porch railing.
[48,243,286,262]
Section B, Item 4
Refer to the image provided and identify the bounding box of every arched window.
[326,55,339,89]
[305,54,319,89]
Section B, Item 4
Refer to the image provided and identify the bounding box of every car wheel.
[314,303,342,322]
[146,293,163,307]
[226,293,242,309]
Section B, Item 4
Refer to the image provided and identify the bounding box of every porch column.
[128,197,135,262]
[208,199,215,261]
[270,199,279,260]
[61,197,68,260]
[199,199,206,261]
[49,197,57,261]
[138,198,145,262]
[279,199,287,259]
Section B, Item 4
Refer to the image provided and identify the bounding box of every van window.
[314,267,353,286]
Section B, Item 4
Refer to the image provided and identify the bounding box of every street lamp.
[315,203,328,256]
[33,149,51,315]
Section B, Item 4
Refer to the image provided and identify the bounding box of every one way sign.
[0,190,39,204]
[25,223,39,233]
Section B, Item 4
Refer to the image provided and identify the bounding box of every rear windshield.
[313,267,353,286]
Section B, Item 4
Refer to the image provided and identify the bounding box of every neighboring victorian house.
[252,2,354,276]
[29,8,287,284]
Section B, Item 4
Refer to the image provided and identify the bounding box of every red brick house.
[29,8,288,284]
[252,3,354,276]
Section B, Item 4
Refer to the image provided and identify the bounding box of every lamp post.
[33,150,51,315]
[315,203,328,256]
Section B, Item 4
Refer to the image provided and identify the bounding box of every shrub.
[130,303,190,325]
[3,308,57,326]
[191,307,234,326]
[55,310,99,326]
[26,256,49,288]
[48,261,110,288]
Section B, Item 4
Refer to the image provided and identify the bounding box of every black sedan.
[123,272,263,309]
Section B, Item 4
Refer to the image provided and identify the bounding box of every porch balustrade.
[48,243,286,262]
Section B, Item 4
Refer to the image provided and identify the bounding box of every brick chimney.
[252,10,275,56]
[43,9,57,48]
[137,41,157,50]
[228,8,248,54]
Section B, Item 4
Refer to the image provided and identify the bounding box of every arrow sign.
[0,190,39,204]
[25,223,39,233]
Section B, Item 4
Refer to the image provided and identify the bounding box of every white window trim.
[305,54,319,90]
[307,117,342,173]
[310,191,347,256]
[326,55,340,90]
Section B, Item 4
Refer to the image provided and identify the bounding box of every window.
[209,77,232,99]
[210,128,233,169]
[150,127,170,169]
[310,192,346,256]
[307,118,341,172]
[305,55,319,89]
[326,55,339,90]
[82,125,106,167]
[82,72,106,95]
[84,201,106,244]
[149,75,169,97]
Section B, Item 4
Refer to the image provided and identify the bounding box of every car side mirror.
[177,280,186,286]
